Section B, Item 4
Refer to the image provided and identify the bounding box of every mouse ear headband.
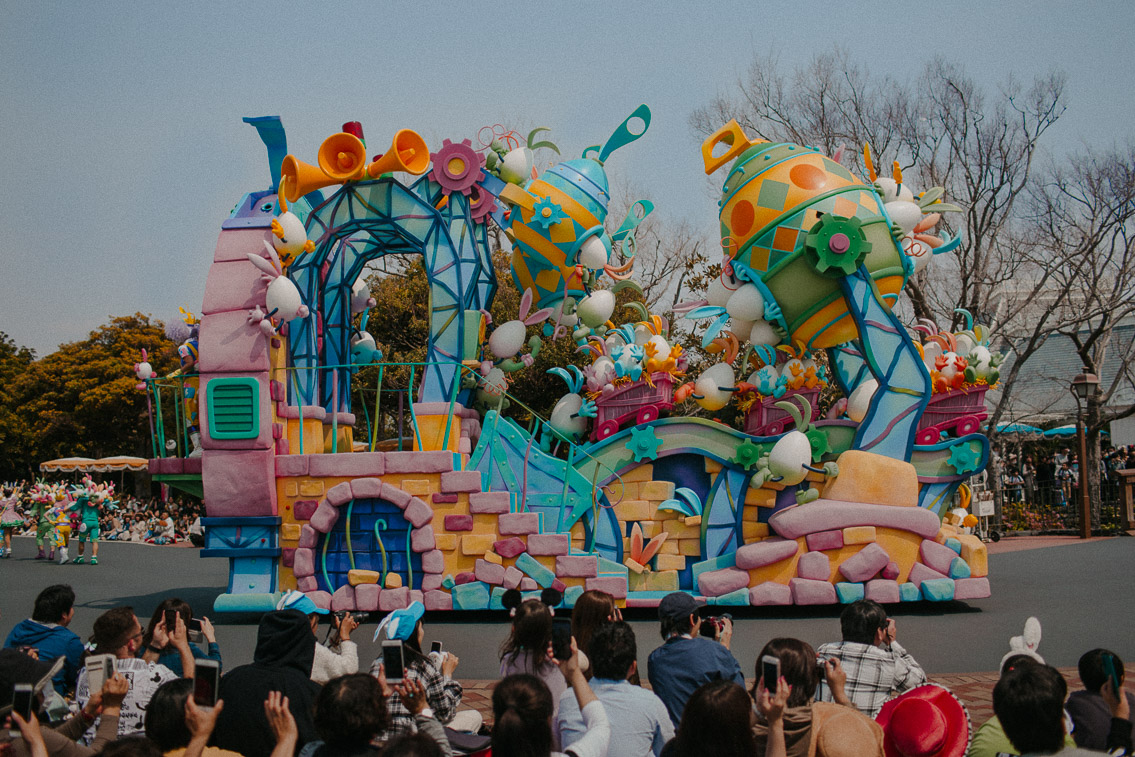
[501,587,565,617]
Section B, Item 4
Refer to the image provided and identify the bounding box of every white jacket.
[311,640,358,684]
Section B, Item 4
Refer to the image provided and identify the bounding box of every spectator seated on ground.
[815,599,927,717]
[298,673,452,757]
[556,620,672,757]
[970,655,1076,757]
[0,647,129,757]
[211,609,321,757]
[493,636,608,757]
[1067,649,1135,752]
[569,590,621,680]
[141,599,222,677]
[499,589,572,727]
[750,638,883,757]
[275,591,358,685]
[995,661,1132,756]
[646,592,744,728]
[368,601,481,740]
[143,678,241,757]
[660,680,757,757]
[3,584,85,696]
[77,607,194,743]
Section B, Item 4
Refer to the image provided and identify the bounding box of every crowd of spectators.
[1,482,203,547]
[1,585,1132,757]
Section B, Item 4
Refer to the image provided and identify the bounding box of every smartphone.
[187,618,204,643]
[193,659,220,709]
[382,640,405,684]
[12,684,34,722]
[761,655,781,694]
[551,618,573,662]
[165,609,178,632]
[86,654,116,693]
[430,640,443,655]
[1102,653,1123,697]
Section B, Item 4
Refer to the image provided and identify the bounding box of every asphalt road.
[1,535,1131,680]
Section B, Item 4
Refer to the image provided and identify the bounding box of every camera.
[332,611,368,624]
[699,612,732,641]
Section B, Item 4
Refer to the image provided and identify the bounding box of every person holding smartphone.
[1066,649,1135,751]
[274,591,358,685]
[140,600,221,677]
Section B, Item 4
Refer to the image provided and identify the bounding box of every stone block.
[275,455,309,477]
[563,585,584,607]
[790,578,837,605]
[293,548,314,578]
[294,500,319,521]
[433,493,458,504]
[865,579,901,604]
[475,559,506,585]
[202,258,268,314]
[452,581,491,610]
[281,548,296,567]
[519,578,537,591]
[527,533,569,556]
[355,584,381,611]
[298,480,325,498]
[310,452,385,478]
[908,562,949,589]
[384,451,455,474]
[655,554,686,571]
[948,557,971,579]
[306,591,332,611]
[555,555,598,578]
[198,309,269,373]
[331,585,356,612]
[424,590,453,611]
[385,487,412,508]
[499,512,540,535]
[956,534,988,577]
[421,574,444,592]
[835,582,865,604]
[295,576,317,592]
[698,567,750,597]
[410,526,435,553]
[201,449,276,516]
[797,551,831,581]
[710,588,751,606]
[882,561,900,580]
[461,534,496,555]
[640,480,676,500]
[309,501,340,533]
[552,578,567,593]
[281,523,302,542]
[806,530,844,552]
[516,553,556,587]
[900,582,921,602]
[614,499,653,521]
[743,522,770,539]
[401,479,433,497]
[298,525,317,549]
[483,551,502,565]
[954,577,991,600]
[842,526,877,545]
[920,578,956,602]
[348,569,380,586]
[491,537,526,559]
[920,539,959,575]
[403,498,434,528]
[821,450,919,506]
[503,566,524,589]
[325,482,353,507]
[440,471,482,493]
[454,572,475,585]
[421,550,445,574]
[736,538,800,570]
[469,491,511,514]
[379,587,411,611]
[839,543,890,583]
[585,575,629,599]
[945,537,962,554]
[349,478,385,500]
[434,534,457,551]
[769,500,941,540]
[444,514,474,532]
[384,573,403,589]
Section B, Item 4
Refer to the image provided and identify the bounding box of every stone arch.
[290,478,443,611]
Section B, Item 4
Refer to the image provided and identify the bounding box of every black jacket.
[212,610,321,757]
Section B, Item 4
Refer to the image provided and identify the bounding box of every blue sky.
[3,1,1133,355]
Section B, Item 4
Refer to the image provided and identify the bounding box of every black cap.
[658,592,699,622]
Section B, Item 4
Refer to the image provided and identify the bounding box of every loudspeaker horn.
[318,132,369,181]
[366,129,430,178]
[280,154,340,203]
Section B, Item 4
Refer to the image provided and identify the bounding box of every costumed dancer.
[49,488,73,565]
[71,477,114,565]
[28,483,54,559]
[165,308,203,457]
[0,485,24,558]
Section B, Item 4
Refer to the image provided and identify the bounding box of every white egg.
[749,320,780,346]
[694,363,736,411]
[921,341,943,371]
[874,177,915,204]
[955,333,978,357]
[577,236,609,269]
[591,356,616,385]
[729,318,755,338]
[886,200,923,237]
[847,378,878,423]
[551,298,579,328]
[350,277,373,314]
[481,367,509,397]
[634,325,653,346]
[266,277,308,322]
[489,321,527,358]
[647,335,670,360]
[706,274,740,307]
[768,431,812,485]
[500,147,534,185]
[272,211,310,259]
[577,290,615,328]
[550,394,588,438]
[726,284,765,322]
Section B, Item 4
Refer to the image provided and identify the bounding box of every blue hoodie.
[4,619,85,695]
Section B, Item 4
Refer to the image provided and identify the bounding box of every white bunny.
[134,348,155,390]
[999,617,1044,669]
[247,242,310,336]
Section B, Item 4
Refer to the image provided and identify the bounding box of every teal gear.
[531,197,567,230]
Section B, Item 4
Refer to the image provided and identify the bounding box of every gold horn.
[280,154,341,203]
[318,132,369,181]
[366,129,430,178]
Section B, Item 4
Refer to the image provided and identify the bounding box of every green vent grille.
[206,377,260,440]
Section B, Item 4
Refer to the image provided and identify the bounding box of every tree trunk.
[1087,392,1103,531]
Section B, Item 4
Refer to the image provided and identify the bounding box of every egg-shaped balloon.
[577,235,610,269]
[726,284,765,322]
[266,278,309,322]
[499,147,534,185]
[921,341,943,371]
[350,277,374,314]
[693,362,736,411]
[874,177,915,204]
[489,321,527,359]
[729,318,755,338]
[886,201,923,237]
[272,211,310,261]
[749,320,780,346]
[550,394,588,439]
[634,324,653,346]
[847,378,878,423]
[706,274,740,307]
[551,298,579,328]
[577,290,615,328]
[768,430,812,486]
[647,334,670,360]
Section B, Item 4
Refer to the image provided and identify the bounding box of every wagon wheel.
[915,427,941,445]
[636,405,659,425]
[955,415,982,436]
[596,420,621,440]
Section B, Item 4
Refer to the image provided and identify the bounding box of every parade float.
[142,109,998,613]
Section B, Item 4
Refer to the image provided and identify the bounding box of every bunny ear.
[140,348,147,360]
[525,307,555,326]
[519,288,534,321]
[249,250,278,277]
[1023,617,1041,649]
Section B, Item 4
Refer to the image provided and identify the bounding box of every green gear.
[805,427,830,459]
[803,214,872,279]
[731,440,766,470]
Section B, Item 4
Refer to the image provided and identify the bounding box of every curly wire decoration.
[476,124,523,152]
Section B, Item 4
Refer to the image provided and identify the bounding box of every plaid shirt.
[815,640,927,717]
[368,654,462,739]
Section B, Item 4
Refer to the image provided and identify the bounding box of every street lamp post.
[1070,369,1100,539]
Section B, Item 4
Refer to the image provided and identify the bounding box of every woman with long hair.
[661,680,757,757]
[140,598,221,677]
[569,590,618,678]
[492,637,608,757]
[499,589,567,716]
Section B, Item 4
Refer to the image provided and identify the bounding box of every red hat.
[875,685,970,757]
